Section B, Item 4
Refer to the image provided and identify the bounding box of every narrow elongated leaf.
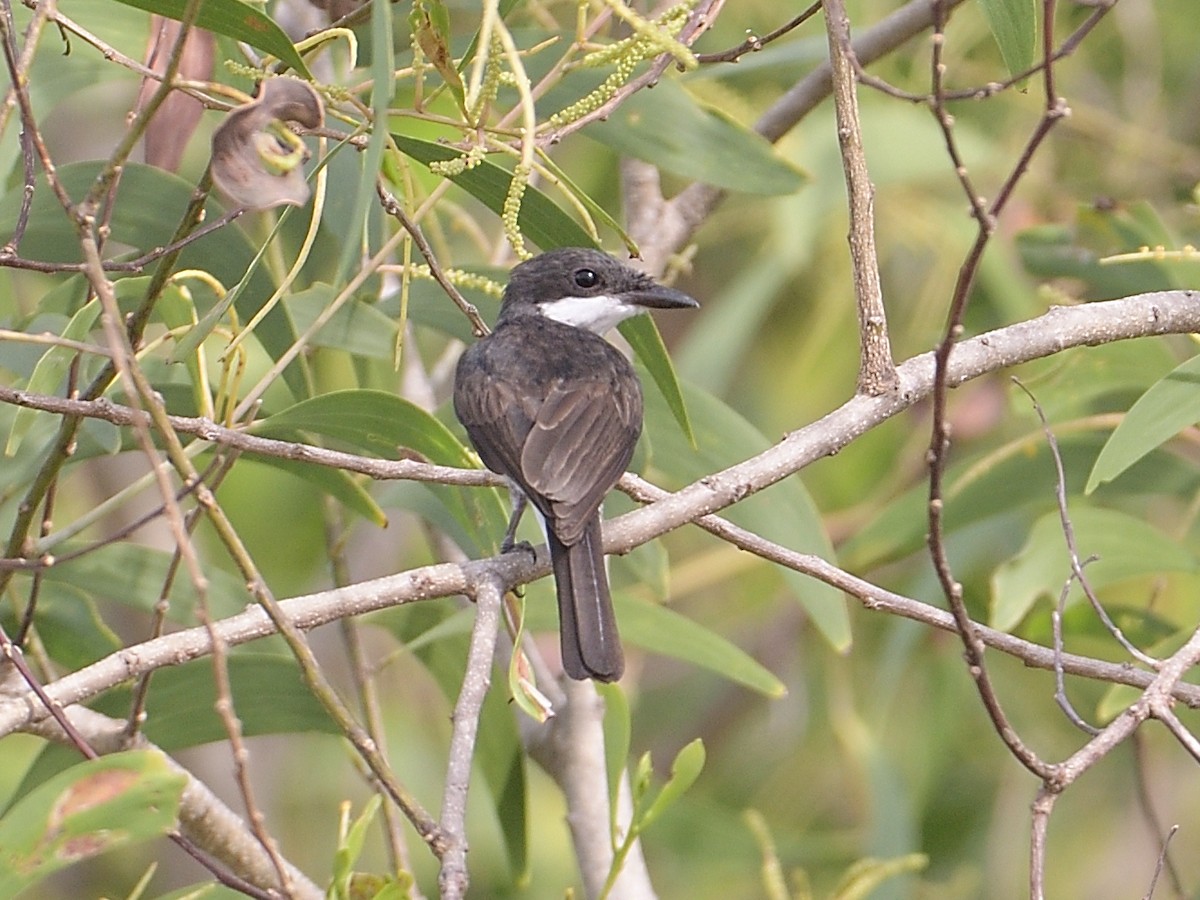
[521,594,785,695]
[637,738,705,831]
[991,506,1198,631]
[255,389,473,465]
[393,134,597,251]
[0,752,185,897]
[0,163,301,394]
[618,600,785,697]
[254,389,507,546]
[373,603,528,878]
[1087,354,1200,493]
[256,456,388,526]
[33,543,249,622]
[286,284,400,359]
[641,376,850,651]
[6,301,100,455]
[587,79,805,195]
[621,315,694,445]
[112,0,311,78]
[978,0,1037,78]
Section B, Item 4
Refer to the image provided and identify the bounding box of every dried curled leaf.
[210,78,324,211]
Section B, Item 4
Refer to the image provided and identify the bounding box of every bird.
[453,248,699,681]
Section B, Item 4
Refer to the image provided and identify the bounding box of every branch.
[438,575,505,900]
[822,0,897,394]
[524,680,654,900]
[0,387,499,492]
[3,292,1199,741]
[25,706,323,899]
[634,0,970,272]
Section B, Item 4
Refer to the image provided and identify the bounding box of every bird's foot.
[500,538,537,561]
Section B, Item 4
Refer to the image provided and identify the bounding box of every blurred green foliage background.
[3,0,1200,897]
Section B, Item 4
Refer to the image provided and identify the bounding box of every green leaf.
[1087,354,1200,493]
[12,654,340,807]
[0,163,302,393]
[0,751,185,897]
[332,0,394,285]
[990,506,1199,631]
[635,738,705,832]
[831,854,929,900]
[598,683,633,816]
[257,456,388,526]
[587,80,805,196]
[100,654,339,748]
[32,543,249,623]
[613,599,786,697]
[977,0,1037,78]
[255,389,472,465]
[621,316,694,445]
[6,301,101,456]
[256,390,509,543]
[331,795,382,893]
[641,376,850,651]
[411,0,466,110]
[111,0,312,79]
[393,134,598,251]
[287,284,400,360]
[374,604,528,878]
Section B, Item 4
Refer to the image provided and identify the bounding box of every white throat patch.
[538,294,640,335]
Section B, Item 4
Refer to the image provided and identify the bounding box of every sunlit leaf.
[977,0,1036,78]
[588,80,805,195]
[6,301,101,456]
[1087,353,1200,492]
[393,134,597,251]
[0,752,185,897]
[254,388,472,464]
[641,375,849,651]
[621,316,694,445]
[520,593,785,696]
[636,738,705,831]
[990,506,1198,631]
[111,0,312,78]
[598,682,633,814]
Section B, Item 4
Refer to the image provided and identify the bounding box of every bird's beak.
[623,283,700,311]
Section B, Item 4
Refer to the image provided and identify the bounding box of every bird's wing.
[453,324,642,547]
[522,375,640,545]
[453,358,537,490]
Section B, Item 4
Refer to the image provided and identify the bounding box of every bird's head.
[498,248,699,334]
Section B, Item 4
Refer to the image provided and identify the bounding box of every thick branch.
[822,0,897,394]
[26,707,323,899]
[1,292,1197,741]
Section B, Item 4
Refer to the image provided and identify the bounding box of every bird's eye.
[573,268,599,288]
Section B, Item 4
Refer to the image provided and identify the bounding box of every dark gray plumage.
[453,248,698,681]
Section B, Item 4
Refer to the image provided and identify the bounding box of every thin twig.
[438,574,505,899]
[923,0,1079,783]
[1142,823,1179,900]
[377,184,489,337]
[695,4,821,64]
[0,385,500,491]
[822,0,897,395]
[1014,378,1159,667]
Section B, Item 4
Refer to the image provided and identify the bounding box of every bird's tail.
[548,516,624,681]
